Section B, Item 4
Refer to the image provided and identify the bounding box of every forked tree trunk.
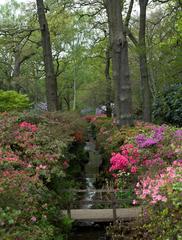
[139,0,152,121]
[36,0,58,111]
[104,0,133,126]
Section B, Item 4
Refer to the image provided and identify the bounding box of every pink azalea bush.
[133,160,182,239]
[0,112,85,240]
[0,115,60,239]
[134,160,182,205]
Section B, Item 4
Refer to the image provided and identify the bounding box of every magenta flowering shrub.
[109,125,182,179]
[109,123,182,178]
[108,121,181,210]
[102,120,182,237]
[109,144,139,174]
[134,125,182,169]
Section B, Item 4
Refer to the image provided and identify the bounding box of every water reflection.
[69,225,107,240]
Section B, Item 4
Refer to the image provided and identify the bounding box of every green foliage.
[0,206,55,240]
[116,174,137,207]
[153,83,182,126]
[0,90,30,112]
[93,117,141,156]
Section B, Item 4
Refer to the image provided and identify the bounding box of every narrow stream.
[69,139,109,240]
[80,139,99,209]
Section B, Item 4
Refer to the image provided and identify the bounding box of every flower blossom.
[131,166,138,173]
[19,121,38,132]
[109,144,139,174]
[109,153,128,172]
[30,216,37,222]
[175,129,182,140]
[135,161,182,204]
[136,127,165,148]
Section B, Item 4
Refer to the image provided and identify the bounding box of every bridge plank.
[63,207,141,222]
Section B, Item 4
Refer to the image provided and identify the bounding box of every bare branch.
[125,0,134,28]
[126,28,138,46]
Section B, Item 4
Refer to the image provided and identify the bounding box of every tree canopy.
[0,0,181,124]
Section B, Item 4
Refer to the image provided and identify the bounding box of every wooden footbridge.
[62,189,142,222]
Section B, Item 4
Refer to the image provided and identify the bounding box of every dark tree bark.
[103,0,133,126]
[64,92,71,111]
[36,0,58,111]
[105,45,112,117]
[12,49,35,78]
[139,0,152,121]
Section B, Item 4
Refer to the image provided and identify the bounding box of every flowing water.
[81,177,96,209]
[81,139,100,209]
[69,139,109,240]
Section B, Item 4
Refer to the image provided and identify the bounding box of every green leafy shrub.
[0,90,30,112]
[153,83,182,126]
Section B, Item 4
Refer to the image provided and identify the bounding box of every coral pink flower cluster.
[134,161,182,204]
[1,120,57,174]
[15,122,38,153]
[109,144,139,174]
[0,148,21,163]
[19,121,38,132]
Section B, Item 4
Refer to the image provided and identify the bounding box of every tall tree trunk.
[139,0,152,121]
[73,62,76,111]
[105,45,112,117]
[36,0,58,111]
[104,0,133,126]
